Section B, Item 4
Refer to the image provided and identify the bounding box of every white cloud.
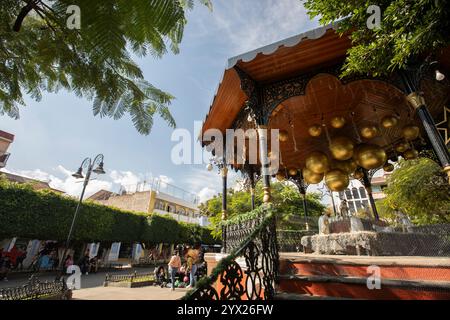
[202,0,319,55]
[109,170,141,187]
[197,187,218,203]
[2,166,112,198]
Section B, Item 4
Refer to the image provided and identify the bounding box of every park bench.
[0,275,72,300]
[103,271,155,288]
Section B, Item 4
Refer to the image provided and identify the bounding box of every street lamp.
[63,154,105,264]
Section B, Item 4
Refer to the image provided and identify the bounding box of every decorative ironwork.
[104,271,155,285]
[0,275,71,300]
[234,66,263,125]
[184,207,279,301]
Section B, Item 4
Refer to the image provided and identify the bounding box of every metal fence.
[0,275,71,300]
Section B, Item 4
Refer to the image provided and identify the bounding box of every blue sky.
[1,0,320,202]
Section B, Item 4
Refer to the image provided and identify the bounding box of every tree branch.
[13,0,37,32]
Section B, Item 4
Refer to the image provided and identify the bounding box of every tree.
[199,181,326,238]
[1,0,212,134]
[380,157,450,224]
[303,0,450,77]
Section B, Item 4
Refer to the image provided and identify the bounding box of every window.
[345,189,353,200]
[355,201,362,210]
[339,191,345,200]
[348,201,356,213]
[352,188,360,199]
[359,187,367,199]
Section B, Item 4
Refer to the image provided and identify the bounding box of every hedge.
[0,177,217,245]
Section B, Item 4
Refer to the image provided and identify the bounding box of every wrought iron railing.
[0,275,71,300]
[183,205,279,300]
[104,271,155,285]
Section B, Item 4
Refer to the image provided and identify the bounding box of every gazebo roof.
[201,24,352,136]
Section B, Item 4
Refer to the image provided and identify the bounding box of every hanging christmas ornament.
[360,125,380,139]
[278,129,289,142]
[305,151,329,174]
[308,124,322,137]
[302,167,324,184]
[403,149,419,160]
[288,168,298,176]
[332,159,358,174]
[276,172,286,181]
[353,168,364,180]
[381,115,399,128]
[329,136,355,161]
[395,142,410,153]
[354,144,387,169]
[325,169,350,192]
[330,116,346,129]
[383,163,395,172]
[402,125,420,141]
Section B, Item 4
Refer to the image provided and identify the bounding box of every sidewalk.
[0,267,155,289]
[73,286,188,300]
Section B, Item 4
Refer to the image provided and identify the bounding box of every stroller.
[154,265,168,288]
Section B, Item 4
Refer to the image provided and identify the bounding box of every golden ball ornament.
[395,142,410,153]
[325,169,350,192]
[302,167,324,184]
[288,168,298,176]
[305,151,330,174]
[353,169,364,180]
[276,172,286,181]
[402,125,420,141]
[329,136,355,160]
[279,129,289,142]
[330,116,346,129]
[354,144,387,170]
[383,163,395,172]
[360,125,380,139]
[332,159,357,174]
[403,149,419,160]
[308,124,322,137]
[381,115,398,128]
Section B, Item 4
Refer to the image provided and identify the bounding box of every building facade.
[89,180,209,227]
[0,130,14,168]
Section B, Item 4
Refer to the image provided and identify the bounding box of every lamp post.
[62,154,105,266]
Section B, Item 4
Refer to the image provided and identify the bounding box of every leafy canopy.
[199,181,326,238]
[0,0,211,134]
[303,0,450,76]
[380,157,450,225]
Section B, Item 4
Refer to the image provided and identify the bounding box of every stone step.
[277,274,450,300]
[279,254,450,282]
[274,291,354,300]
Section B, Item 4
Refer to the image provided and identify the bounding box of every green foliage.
[0,0,212,134]
[0,176,216,244]
[198,181,325,238]
[304,0,450,76]
[380,157,450,224]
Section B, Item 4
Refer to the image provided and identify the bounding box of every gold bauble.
[402,125,420,141]
[403,149,419,160]
[360,125,380,139]
[332,159,358,174]
[288,168,298,176]
[305,151,330,174]
[276,172,285,181]
[395,142,410,153]
[383,163,395,172]
[302,167,324,184]
[308,124,322,137]
[279,130,289,142]
[325,169,350,192]
[329,136,355,160]
[354,144,387,170]
[330,116,346,129]
[353,169,364,180]
[381,115,398,128]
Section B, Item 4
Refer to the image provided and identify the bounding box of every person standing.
[168,250,181,291]
[186,244,200,289]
